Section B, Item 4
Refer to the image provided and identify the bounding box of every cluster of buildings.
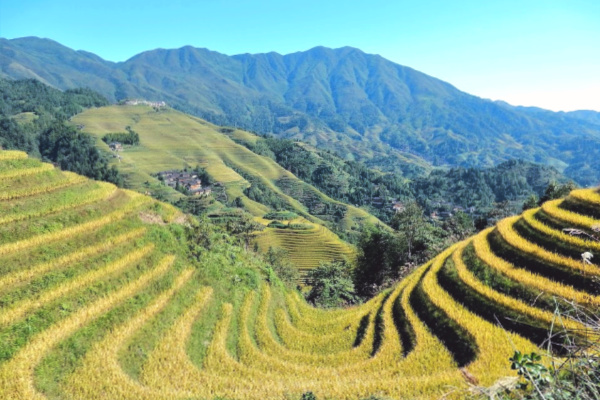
[369,197,478,219]
[428,201,476,220]
[370,197,406,213]
[157,170,211,196]
[122,99,167,108]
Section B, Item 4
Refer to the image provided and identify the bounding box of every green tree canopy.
[306,260,357,308]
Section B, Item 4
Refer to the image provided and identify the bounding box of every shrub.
[263,210,298,220]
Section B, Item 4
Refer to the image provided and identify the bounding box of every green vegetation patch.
[263,211,298,221]
[101,126,140,146]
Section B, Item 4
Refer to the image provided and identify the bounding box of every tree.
[522,194,539,211]
[538,181,576,206]
[353,225,401,297]
[225,212,263,251]
[186,216,218,258]
[39,122,123,186]
[486,200,513,224]
[391,200,428,262]
[354,202,446,299]
[265,246,298,287]
[306,260,357,308]
[442,211,475,242]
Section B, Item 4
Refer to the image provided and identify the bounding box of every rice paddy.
[1,151,598,399]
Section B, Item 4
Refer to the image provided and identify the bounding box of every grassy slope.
[71,105,384,269]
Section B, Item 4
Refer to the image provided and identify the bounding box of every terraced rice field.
[72,105,381,271]
[254,220,355,277]
[1,151,599,399]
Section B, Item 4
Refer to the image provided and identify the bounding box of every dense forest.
[0,79,122,184]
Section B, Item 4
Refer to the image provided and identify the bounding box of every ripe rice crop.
[0,171,87,201]
[0,150,28,160]
[522,208,600,252]
[0,163,54,180]
[473,228,600,306]
[1,153,599,399]
[568,188,600,206]
[0,181,117,225]
[62,269,195,400]
[420,244,539,386]
[0,255,174,400]
[0,194,150,257]
[0,227,146,289]
[542,199,600,228]
[496,216,600,276]
[451,240,583,332]
[0,244,154,326]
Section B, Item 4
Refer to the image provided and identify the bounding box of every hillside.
[71,104,371,270]
[1,151,598,399]
[3,37,600,185]
[232,134,569,219]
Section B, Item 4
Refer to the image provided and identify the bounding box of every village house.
[392,202,405,212]
[181,179,202,192]
[191,187,212,197]
[156,169,210,196]
[370,196,385,206]
[438,211,453,219]
[157,170,198,186]
[123,99,167,108]
[108,142,123,152]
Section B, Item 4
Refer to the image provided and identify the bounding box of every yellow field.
[0,152,598,399]
[254,218,355,275]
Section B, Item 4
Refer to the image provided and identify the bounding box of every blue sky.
[1,0,599,111]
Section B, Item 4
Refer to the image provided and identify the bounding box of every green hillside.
[5,38,600,185]
[232,134,569,221]
[71,104,377,270]
[0,150,598,399]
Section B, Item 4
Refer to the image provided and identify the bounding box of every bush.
[288,223,312,230]
[265,246,299,287]
[101,126,140,145]
[301,392,317,400]
[264,210,298,220]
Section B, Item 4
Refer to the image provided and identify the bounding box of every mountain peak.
[2,37,600,185]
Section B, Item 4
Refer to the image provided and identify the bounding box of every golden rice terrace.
[0,150,599,399]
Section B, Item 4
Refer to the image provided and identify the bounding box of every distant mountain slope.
[3,37,600,185]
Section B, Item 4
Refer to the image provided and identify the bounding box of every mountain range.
[2,36,600,185]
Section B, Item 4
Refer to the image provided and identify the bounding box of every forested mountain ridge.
[2,36,600,185]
